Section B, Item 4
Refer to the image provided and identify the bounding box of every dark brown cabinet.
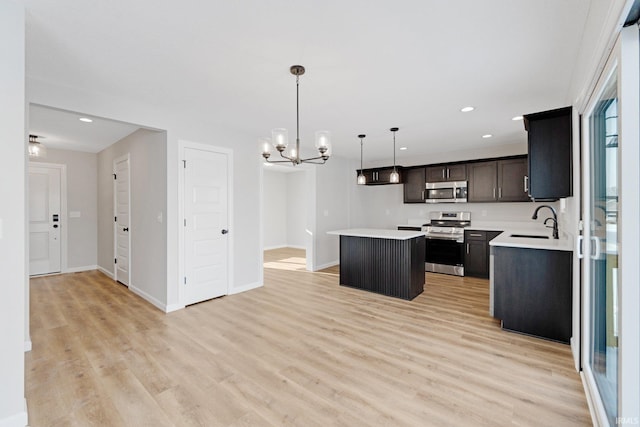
[357,167,403,185]
[493,246,572,343]
[464,230,502,278]
[497,157,530,202]
[426,164,466,182]
[524,106,572,200]
[467,156,530,203]
[403,167,426,203]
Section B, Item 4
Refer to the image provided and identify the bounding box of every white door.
[29,165,62,275]
[114,155,131,286]
[183,147,229,305]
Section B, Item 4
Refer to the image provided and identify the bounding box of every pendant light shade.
[357,134,366,185]
[28,134,47,158]
[389,127,400,183]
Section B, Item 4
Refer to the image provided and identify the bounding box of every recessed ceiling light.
[460,106,475,112]
[482,134,493,139]
[511,115,523,121]
[79,117,93,123]
[399,147,408,151]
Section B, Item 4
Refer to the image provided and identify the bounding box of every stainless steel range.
[423,211,471,276]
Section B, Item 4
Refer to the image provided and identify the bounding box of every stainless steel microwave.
[425,181,468,203]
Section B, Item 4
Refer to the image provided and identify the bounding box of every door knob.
[123,227,129,232]
[53,224,59,228]
[221,229,228,235]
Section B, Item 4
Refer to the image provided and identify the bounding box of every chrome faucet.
[532,204,559,239]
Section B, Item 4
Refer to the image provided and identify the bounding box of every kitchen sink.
[510,234,549,239]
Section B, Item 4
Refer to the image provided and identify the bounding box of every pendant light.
[28,134,47,158]
[389,127,400,183]
[357,134,366,185]
[261,65,331,165]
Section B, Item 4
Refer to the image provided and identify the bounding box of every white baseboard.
[129,286,166,312]
[0,402,28,427]
[24,339,31,352]
[96,266,114,279]
[263,245,306,251]
[228,281,262,295]
[263,244,288,251]
[165,303,185,313]
[313,260,339,271]
[64,265,98,274]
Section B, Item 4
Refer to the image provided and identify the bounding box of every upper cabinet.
[357,167,403,185]
[524,106,573,200]
[425,164,467,182]
[403,166,426,203]
[468,156,530,203]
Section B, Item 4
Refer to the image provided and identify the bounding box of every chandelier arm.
[300,158,327,165]
[264,158,297,164]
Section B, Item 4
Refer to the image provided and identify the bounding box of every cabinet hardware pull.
[470,233,482,237]
[498,188,502,199]
[493,188,496,199]
[466,243,470,254]
[576,235,584,259]
[422,190,425,200]
[524,176,529,193]
[442,169,445,179]
[447,168,450,179]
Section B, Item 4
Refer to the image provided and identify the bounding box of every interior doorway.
[262,165,311,270]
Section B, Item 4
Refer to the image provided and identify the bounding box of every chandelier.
[261,65,331,165]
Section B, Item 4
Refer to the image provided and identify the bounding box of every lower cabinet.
[493,246,572,343]
[464,230,502,279]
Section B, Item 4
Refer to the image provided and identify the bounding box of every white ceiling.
[21,0,591,162]
[29,105,140,153]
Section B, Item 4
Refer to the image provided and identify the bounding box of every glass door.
[589,70,619,425]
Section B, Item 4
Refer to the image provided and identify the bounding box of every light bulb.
[357,174,366,185]
[390,170,400,183]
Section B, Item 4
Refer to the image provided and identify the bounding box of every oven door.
[425,237,464,275]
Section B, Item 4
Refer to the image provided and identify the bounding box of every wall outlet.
[323,209,329,217]
[385,209,391,216]
[157,212,163,223]
[481,210,487,217]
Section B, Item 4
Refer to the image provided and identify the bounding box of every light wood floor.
[26,248,591,426]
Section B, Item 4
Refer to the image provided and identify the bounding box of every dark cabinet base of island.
[339,235,425,300]
[493,246,572,343]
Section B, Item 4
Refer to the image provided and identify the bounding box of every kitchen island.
[327,229,425,300]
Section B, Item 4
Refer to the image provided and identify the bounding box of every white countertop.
[490,229,573,251]
[327,228,426,240]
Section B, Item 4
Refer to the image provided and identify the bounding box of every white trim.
[312,260,339,272]
[0,406,28,427]
[228,281,262,295]
[129,285,166,312]
[113,153,131,288]
[582,369,610,427]
[28,162,68,274]
[617,23,640,423]
[97,265,114,279]
[24,340,31,352]
[164,303,185,313]
[178,140,234,308]
[63,265,98,273]
[262,244,307,251]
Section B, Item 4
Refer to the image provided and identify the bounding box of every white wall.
[30,148,98,271]
[262,170,287,249]
[286,172,307,248]
[313,156,351,270]
[263,168,307,250]
[0,2,28,426]
[97,129,168,310]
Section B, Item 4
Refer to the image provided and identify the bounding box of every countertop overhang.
[327,228,426,240]
[489,229,573,251]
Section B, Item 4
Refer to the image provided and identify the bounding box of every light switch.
[69,211,81,218]
[323,210,329,217]
[157,212,163,223]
